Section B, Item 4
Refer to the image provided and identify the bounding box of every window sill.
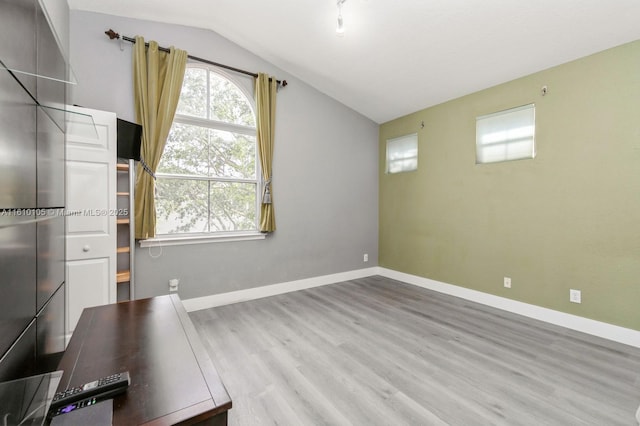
[138,232,266,248]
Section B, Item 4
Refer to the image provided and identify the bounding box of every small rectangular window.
[476,104,535,164]
[386,133,418,174]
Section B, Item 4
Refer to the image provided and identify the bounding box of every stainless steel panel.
[36,214,64,311]
[0,217,37,358]
[0,71,37,209]
[0,0,67,384]
[36,1,66,129]
[0,319,36,382]
[0,0,37,97]
[0,370,62,424]
[36,109,65,208]
[36,282,65,373]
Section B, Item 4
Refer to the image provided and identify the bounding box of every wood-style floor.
[190,276,640,425]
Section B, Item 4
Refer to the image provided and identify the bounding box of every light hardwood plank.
[191,276,640,425]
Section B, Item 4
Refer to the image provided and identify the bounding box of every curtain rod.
[105,29,287,88]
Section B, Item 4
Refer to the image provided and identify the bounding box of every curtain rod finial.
[105,29,120,40]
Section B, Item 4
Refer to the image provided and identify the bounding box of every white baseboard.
[378,267,640,349]
[182,267,379,312]
[182,266,640,349]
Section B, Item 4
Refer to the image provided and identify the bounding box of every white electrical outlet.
[569,289,581,304]
[503,277,511,288]
[363,253,369,262]
[169,278,179,292]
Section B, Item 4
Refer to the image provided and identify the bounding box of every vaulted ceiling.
[68,0,640,123]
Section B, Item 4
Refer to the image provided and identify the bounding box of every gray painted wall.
[69,11,379,300]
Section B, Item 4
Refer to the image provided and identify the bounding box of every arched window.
[155,65,259,235]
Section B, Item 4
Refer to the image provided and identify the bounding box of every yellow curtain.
[132,36,187,239]
[255,73,277,233]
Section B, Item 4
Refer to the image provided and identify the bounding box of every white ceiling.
[68,0,640,123]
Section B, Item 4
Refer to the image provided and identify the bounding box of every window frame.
[475,103,536,165]
[147,64,263,246]
[386,133,418,174]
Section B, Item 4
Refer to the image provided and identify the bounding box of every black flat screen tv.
[117,119,143,161]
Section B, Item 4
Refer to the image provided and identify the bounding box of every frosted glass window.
[386,133,418,174]
[476,104,535,164]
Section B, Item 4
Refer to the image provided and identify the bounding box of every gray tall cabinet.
[0,0,68,381]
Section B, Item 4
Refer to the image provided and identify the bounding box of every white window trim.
[476,103,536,164]
[139,231,266,248]
[173,113,257,137]
[386,133,418,174]
[154,64,261,237]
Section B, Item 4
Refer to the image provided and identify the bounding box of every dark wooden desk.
[56,295,232,425]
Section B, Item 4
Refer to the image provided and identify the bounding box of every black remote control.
[49,371,130,411]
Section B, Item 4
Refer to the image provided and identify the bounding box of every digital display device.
[60,404,78,414]
[53,397,98,416]
[49,399,113,426]
[117,118,143,161]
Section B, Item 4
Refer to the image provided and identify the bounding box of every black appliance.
[117,118,143,160]
[0,0,67,381]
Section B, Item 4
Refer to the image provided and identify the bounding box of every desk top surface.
[57,294,231,425]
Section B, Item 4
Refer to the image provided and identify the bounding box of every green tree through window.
[155,66,258,235]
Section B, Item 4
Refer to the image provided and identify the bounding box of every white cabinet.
[65,106,117,340]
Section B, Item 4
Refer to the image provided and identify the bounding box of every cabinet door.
[36,283,65,373]
[37,215,65,312]
[37,107,65,208]
[0,218,37,358]
[0,71,37,209]
[0,0,37,97]
[0,320,36,382]
[65,107,117,337]
[36,0,66,129]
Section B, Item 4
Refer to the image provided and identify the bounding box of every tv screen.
[117,119,142,161]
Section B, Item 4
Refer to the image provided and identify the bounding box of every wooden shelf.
[117,270,131,283]
[116,159,134,302]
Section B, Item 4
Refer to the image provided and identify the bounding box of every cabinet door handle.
[82,245,91,252]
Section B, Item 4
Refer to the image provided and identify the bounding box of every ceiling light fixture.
[336,0,346,36]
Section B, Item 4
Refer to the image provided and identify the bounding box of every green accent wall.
[379,40,640,331]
